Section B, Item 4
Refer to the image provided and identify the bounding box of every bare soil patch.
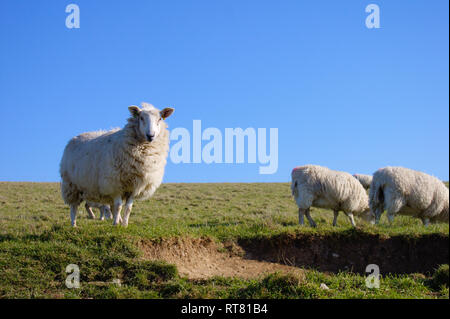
[139,232,449,279]
[238,232,449,275]
[139,237,305,280]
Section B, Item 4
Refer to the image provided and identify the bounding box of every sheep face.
[129,104,174,143]
[360,209,376,224]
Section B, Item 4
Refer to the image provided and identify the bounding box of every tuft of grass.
[123,260,178,288]
[428,264,449,290]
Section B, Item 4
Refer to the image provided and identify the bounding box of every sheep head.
[128,103,174,143]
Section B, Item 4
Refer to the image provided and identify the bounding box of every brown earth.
[139,237,305,280]
[139,233,449,279]
[237,232,449,275]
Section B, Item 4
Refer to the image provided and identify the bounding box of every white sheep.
[60,102,174,227]
[353,174,372,190]
[291,165,371,227]
[85,202,112,220]
[369,166,449,225]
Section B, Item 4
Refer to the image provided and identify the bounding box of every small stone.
[320,283,330,290]
[112,279,121,287]
[332,253,339,258]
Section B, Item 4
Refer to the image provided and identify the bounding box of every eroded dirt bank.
[139,233,449,279]
[237,233,449,275]
[139,237,305,280]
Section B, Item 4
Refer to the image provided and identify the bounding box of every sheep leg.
[70,204,79,227]
[347,212,356,227]
[369,210,376,225]
[332,210,339,226]
[99,205,112,220]
[121,197,134,227]
[384,193,405,226]
[112,197,123,226]
[99,206,106,220]
[387,213,395,224]
[305,208,317,227]
[298,208,305,225]
[84,203,96,219]
[421,217,430,227]
[104,206,112,220]
[374,207,383,225]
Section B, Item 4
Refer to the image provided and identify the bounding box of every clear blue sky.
[0,0,448,182]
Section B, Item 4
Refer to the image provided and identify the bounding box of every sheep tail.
[369,182,384,212]
[291,180,298,197]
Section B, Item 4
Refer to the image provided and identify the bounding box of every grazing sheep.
[60,102,174,227]
[369,166,449,226]
[291,165,371,227]
[85,202,112,220]
[353,174,372,190]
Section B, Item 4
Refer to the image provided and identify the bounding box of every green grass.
[428,264,449,291]
[0,182,448,299]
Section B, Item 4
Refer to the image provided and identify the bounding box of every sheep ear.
[128,105,141,117]
[160,107,174,119]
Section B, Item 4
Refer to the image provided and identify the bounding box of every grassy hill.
[0,182,448,299]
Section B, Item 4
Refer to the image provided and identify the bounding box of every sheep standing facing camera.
[291,165,372,227]
[369,166,449,225]
[353,174,372,190]
[60,102,174,227]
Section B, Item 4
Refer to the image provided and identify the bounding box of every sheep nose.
[146,134,155,142]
